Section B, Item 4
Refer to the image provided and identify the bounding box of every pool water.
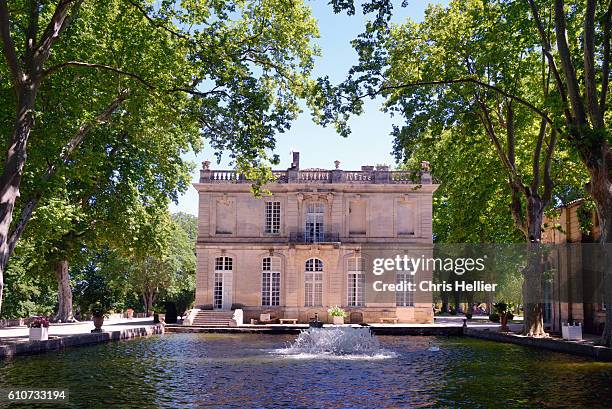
[1,333,612,408]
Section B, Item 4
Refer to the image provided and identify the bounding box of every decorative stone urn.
[29,327,49,341]
[92,316,104,332]
[332,316,344,325]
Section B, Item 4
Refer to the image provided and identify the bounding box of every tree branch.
[554,0,588,126]
[525,0,573,124]
[507,100,516,169]
[170,86,231,99]
[34,0,80,67]
[476,99,527,194]
[600,0,612,115]
[511,188,528,238]
[125,0,192,42]
[368,77,559,132]
[543,129,557,205]
[584,0,603,128]
[6,92,128,257]
[24,0,40,73]
[0,0,23,86]
[531,117,547,194]
[502,102,529,238]
[43,61,235,103]
[42,61,156,89]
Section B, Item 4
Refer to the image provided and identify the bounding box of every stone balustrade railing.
[298,170,331,182]
[200,168,431,184]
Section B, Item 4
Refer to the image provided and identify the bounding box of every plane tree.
[319,0,590,335]
[0,0,319,313]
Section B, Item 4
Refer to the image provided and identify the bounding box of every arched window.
[305,202,325,242]
[262,257,281,306]
[304,258,323,307]
[214,257,233,309]
[347,256,365,307]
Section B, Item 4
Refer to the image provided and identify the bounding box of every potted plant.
[90,302,110,332]
[28,316,49,341]
[126,308,134,319]
[494,301,514,332]
[328,306,347,325]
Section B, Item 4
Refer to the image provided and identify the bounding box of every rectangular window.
[262,257,281,306]
[214,272,223,309]
[261,272,281,306]
[304,272,323,307]
[265,201,281,234]
[347,257,365,306]
[396,271,414,307]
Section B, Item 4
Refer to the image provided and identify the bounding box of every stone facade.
[193,153,438,323]
[542,199,605,334]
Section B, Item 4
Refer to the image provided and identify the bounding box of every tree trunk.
[588,165,612,345]
[441,292,449,313]
[600,234,612,345]
[465,293,474,316]
[523,251,546,337]
[54,259,75,322]
[453,289,462,313]
[142,293,150,317]
[143,288,156,317]
[0,87,37,315]
[521,196,548,337]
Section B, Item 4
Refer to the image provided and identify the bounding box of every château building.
[193,153,438,324]
[542,199,605,334]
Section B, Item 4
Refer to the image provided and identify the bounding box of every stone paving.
[0,317,155,345]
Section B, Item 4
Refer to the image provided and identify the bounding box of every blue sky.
[171,1,447,215]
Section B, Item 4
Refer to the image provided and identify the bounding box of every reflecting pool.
[1,333,612,408]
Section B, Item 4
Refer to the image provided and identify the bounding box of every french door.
[305,202,325,242]
[214,257,233,310]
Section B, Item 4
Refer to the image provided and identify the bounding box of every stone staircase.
[191,310,235,327]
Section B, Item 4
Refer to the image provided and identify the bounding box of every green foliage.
[172,212,198,243]
[319,0,591,246]
[73,253,121,317]
[577,199,596,236]
[327,305,347,317]
[1,242,56,319]
[493,301,514,315]
[89,302,111,318]
[0,0,321,316]
[494,268,524,308]
[113,210,196,312]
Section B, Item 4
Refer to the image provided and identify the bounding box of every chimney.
[291,151,300,170]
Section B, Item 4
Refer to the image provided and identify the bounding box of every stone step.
[192,323,231,327]
[190,310,234,327]
[196,312,234,316]
[198,311,234,317]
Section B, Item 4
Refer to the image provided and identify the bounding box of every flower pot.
[29,327,48,341]
[332,316,344,325]
[92,316,104,332]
